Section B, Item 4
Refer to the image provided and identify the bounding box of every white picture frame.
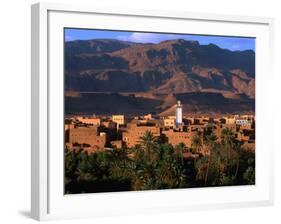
[31,2,274,221]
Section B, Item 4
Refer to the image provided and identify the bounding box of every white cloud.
[65,35,74,41]
[117,32,181,43]
[230,44,242,51]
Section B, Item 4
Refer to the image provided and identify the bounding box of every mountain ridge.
[64,38,255,115]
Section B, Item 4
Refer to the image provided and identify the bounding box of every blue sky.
[65,28,255,51]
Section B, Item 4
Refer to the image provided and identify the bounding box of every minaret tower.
[175,100,183,127]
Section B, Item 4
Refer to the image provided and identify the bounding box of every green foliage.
[194,128,254,187]
[191,133,202,154]
[243,167,255,184]
[65,130,255,194]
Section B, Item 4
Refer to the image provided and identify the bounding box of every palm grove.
[65,128,255,194]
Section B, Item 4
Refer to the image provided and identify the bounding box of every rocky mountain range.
[65,38,255,115]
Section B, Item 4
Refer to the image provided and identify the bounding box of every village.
[64,101,255,156]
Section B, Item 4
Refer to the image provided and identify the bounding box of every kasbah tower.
[176,100,183,127]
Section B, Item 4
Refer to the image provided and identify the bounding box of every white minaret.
[175,100,183,127]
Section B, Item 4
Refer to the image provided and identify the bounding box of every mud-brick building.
[75,116,101,126]
[162,129,197,148]
[122,122,161,148]
[67,126,106,149]
[112,115,125,128]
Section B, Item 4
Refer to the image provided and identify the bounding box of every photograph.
[64,28,256,194]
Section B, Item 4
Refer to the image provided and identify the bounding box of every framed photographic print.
[31,2,274,221]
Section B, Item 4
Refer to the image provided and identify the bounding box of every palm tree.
[191,133,203,154]
[204,132,217,185]
[233,142,242,180]
[221,128,235,171]
[154,143,186,189]
[138,131,159,162]
[139,131,158,148]
[109,154,136,181]
[174,142,186,156]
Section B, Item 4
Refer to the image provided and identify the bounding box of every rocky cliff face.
[65,38,255,115]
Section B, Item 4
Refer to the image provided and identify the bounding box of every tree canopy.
[65,129,255,194]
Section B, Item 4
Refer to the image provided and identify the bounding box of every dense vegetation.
[65,129,255,194]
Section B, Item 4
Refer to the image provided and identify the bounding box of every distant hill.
[65,92,162,116]
[65,39,139,55]
[64,38,255,115]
